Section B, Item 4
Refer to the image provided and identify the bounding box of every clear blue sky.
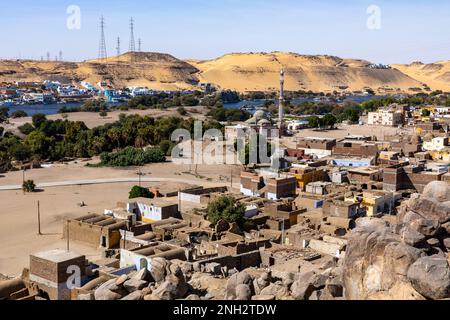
[1,0,449,64]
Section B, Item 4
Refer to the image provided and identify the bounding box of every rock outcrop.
[343,181,450,300]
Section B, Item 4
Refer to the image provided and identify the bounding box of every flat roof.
[32,249,83,263]
[348,167,381,174]
[301,137,335,142]
[128,197,178,207]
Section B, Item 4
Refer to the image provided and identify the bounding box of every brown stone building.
[63,214,151,249]
[383,164,445,192]
[266,177,297,200]
[297,137,336,150]
[332,140,379,158]
[29,250,87,300]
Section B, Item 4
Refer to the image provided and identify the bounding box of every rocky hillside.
[392,61,450,92]
[0,52,199,91]
[0,51,449,93]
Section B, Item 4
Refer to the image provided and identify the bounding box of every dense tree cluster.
[127,92,202,110]
[98,147,166,167]
[0,113,223,171]
[207,106,251,122]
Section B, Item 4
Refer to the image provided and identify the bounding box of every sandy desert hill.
[392,61,450,92]
[0,52,199,90]
[0,51,449,93]
[191,52,426,93]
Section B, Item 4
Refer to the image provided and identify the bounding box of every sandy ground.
[3,106,208,131]
[0,160,242,276]
[282,124,414,149]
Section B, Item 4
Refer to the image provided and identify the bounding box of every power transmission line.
[116,37,121,56]
[129,17,136,52]
[98,16,108,61]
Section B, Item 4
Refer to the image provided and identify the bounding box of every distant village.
[0,80,207,107]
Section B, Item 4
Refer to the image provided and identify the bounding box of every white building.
[368,110,404,127]
[423,137,449,152]
[130,87,151,97]
[126,198,179,223]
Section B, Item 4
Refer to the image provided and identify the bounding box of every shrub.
[129,186,154,199]
[22,180,36,193]
[11,110,28,118]
[177,107,188,116]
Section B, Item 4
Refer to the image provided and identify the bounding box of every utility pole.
[22,164,25,195]
[178,188,181,214]
[37,201,42,236]
[66,221,70,252]
[230,168,233,188]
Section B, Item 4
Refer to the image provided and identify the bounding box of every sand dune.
[392,61,450,92]
[191,52,425,93]
[0,51,449,93]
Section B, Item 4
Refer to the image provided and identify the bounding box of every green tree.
[32,113,47,129]
[22,180,36,193]
[129,186,154,199]
[9,144,31,162]
[308,116,320,128]
[24,131,54,160]
[422,109,431,117]
[107,127,122,148]
[0,107,9,123]
[159,140,175,156]
[18,123,35,135]
[207,195,246,226]
[322,114,337,128]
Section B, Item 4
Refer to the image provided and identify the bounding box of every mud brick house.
[266,177,297,200]
[297,137,337,150]
[322,200,360,219]
[289,166,325,191]
[63,214,151,249]
[240,171,265,197]
[332,139,379,158]
[264,202,306,227]
[347,167,383,184]
[383,163,445,192]
[29,250,87,300]
[296,137,336,159]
